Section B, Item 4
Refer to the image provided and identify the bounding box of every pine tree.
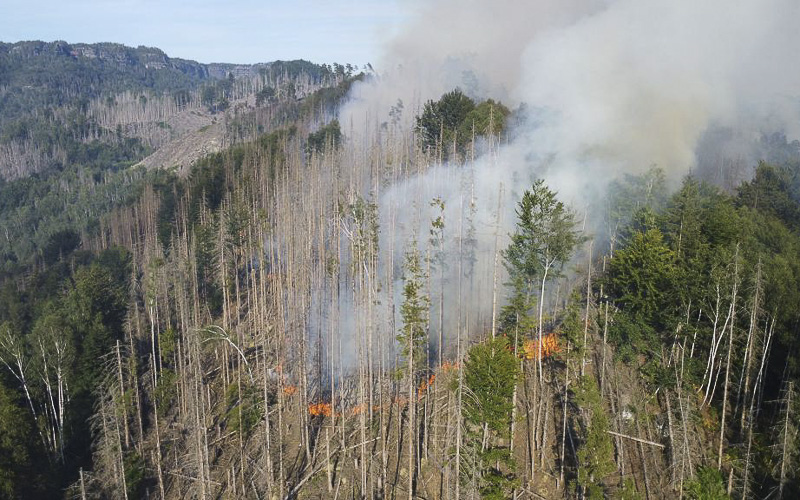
[503,180,582,356]
[398,244,429,499]
[461,336,520,499]
[574,375,615,498]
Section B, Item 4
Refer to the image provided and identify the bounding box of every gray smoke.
[346,0,800,183]
[324,0,800,368]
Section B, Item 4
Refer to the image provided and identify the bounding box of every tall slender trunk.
[537,263,551,385]
[778,382,793,499]
[490,184,503,339]
[581,242,593,377]
[718,245,739,469]
[408,338,415,500]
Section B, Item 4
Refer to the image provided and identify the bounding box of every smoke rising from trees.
[330,0,800,363]
[347,0,800,185]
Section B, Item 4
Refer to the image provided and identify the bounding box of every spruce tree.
[462,336,520,499]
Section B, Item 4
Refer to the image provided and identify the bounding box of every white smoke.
[346,0,800,184]
[324,0,800,368]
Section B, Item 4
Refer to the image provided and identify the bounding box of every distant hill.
[0,41,214,125]
[0,39,355,273]
[0,41,340,123]
[0,40,344,177]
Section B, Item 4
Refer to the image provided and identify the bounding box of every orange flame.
[441,361,460,373]
[282,385,297,396]
[417,374,436,399]
[523,334,560,360]
[309,403,332,417]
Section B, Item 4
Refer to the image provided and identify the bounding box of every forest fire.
[308,402,332,417]
[5,1,798,495]
[417,374,436,399]
[441,361,460,373]
[522,334,560,360]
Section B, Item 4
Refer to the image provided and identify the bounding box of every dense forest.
[0,39,799,500]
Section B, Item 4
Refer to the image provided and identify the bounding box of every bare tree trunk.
[664,389,676,486]
[718,245,739,469]
[636,412,652,500]
[79,468,87,500]
[560,342,570,487]
[537,263,550,385]
[581,243,593,377]
[738,260,761,433]
[116,341,130,449]
[408,338,415,500]
[150,354,166,499]
[490,184,503,339]
[600,301,609,393]
[778,382,794,499]
[743,316,774,499]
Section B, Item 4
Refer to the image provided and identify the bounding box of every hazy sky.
[2,0,408,65]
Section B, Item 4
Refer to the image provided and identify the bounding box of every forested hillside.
[0,42,360,497]
[0,41,354,275]
[0,39,799,500]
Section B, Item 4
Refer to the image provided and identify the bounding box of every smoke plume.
[325,0,800,367]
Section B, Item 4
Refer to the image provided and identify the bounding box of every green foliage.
[42,229,81,264]
[504,179,582,289]
[416,89,475,153]
[606,167,668,232]
[0,46,365,497]
[0,141,150,271]
[574,376,615,498]
[684,466,729,500]
[498,287,536,342]
[159,327,177,364]
[123,451,146,499]
[603,159,800,497]
[662,178,741,308]
[398,246,429,370]
[478,461,519,500]
[558,292,586,357]
[0,378,47,498]
[606,229,676,324]
[307,119,342,154]
[0,248,128,494]
[153,171,182,248]
[344,195,379,271]
[299,74,364,118]
[255,85,276,106]
[617,478,644,500]
[194,220,223,316]
[462,336,520,498]
[502,179,582,333]
[201,80,232,113]
[607,310,658,363]
[456,99,510,143]
[62,258,128,470]
[267,59,338,82]
[154,369,177,417]
[189,151,229,214]
[463,336,519,435]
[224,381,262,437]
[737,161,800,232]
[416,89,509,160]
[0,41,210,129]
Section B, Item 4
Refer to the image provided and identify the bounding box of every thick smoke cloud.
[327,0,800,366]
[346,0,800,185]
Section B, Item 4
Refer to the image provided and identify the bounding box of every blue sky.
[2,0,408,65]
